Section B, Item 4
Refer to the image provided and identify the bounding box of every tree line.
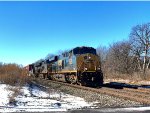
[97,22,150,80]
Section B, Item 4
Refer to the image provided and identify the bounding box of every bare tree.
[45,53,55,60]
[57,49,69,55]
[130,41,143,71]
[129,23,150,76]
[106,41,133,75]
[96,45,108,70]
[97,46,108,63]
[36,59,44,63]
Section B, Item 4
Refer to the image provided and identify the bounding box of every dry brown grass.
[104,70,150,81]
[0,63,29,86]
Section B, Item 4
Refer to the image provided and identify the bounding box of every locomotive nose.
[83,54,91,60]
[82,54,95,71]
[77,53,100,72]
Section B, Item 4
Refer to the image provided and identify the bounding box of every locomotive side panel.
[48,52,77,82]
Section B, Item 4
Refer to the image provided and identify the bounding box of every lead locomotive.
[28,46,103,87]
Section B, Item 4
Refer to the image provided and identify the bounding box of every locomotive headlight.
[97,67,101,70]
[84,68,87,71]
[89,56,91,59]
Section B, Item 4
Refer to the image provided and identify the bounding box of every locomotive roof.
[72,46,95,50]
[72,46,96,55]
[61,46,96,54]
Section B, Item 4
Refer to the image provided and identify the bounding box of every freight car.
[28,46,103,87]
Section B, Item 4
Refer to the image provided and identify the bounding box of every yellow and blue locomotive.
[29,46,103,87]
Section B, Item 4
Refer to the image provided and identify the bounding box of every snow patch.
[0,83,95,112]
[0,84,12,107]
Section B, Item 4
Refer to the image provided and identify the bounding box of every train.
[27,46,103,87]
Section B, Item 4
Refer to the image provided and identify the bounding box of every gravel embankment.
[31,78,146,108]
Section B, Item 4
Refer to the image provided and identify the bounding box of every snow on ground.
[1,83,150,112]
[0,84,12,107]
[0,83,95,112]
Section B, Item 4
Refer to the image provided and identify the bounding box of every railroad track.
[31,77,150,105]
[123,87,150,94]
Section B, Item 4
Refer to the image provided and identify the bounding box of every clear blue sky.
[0,1,150,66]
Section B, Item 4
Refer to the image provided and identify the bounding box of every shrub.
[0,63,29,86]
